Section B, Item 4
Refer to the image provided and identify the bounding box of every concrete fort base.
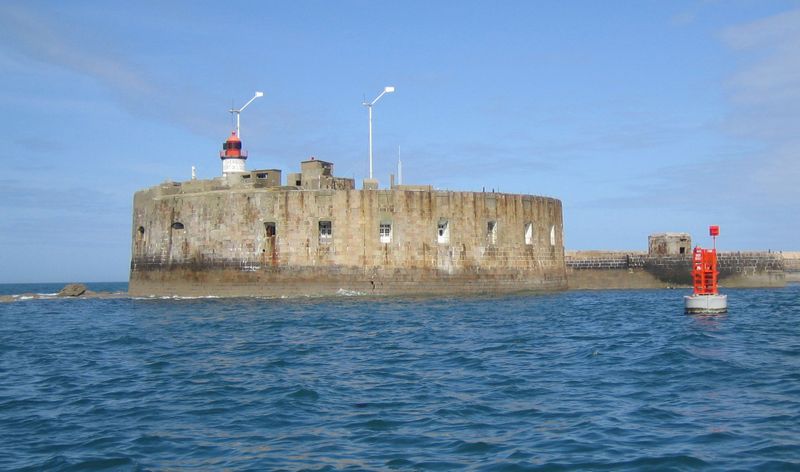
[129,266,568,298]
[684,294,728,314]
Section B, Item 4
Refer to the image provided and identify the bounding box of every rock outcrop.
[57,283,88,297]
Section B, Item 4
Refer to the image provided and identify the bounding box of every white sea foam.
[129,295,220,300]
[336,288,367,297]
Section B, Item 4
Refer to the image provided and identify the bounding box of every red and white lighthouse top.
[220,132,247,160]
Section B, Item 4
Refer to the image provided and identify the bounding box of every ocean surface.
[1,283,799,471]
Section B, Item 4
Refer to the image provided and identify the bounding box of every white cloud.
[0,4,218,137]
[718,8,800,204]
[721,8,800,50]
[721,9,800,109]
[0,6,153,96]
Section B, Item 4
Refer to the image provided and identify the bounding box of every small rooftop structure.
[238,169,282,187]
[649,232,692,256]
[288,158,354,190]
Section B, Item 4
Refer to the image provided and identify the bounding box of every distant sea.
[1,283,799,471]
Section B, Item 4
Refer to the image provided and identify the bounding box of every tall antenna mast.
[397,145,402,185]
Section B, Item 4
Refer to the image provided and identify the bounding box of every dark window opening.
[136,226,145,241]
[242,174,251,179]
[264,222,276,237]
[171,222,184,230]
[437,219,449,244]
[487,221,497,244]
[256,172,268,179]
[679,247,685,254]
[319,221,332,242]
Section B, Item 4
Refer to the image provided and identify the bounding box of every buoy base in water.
[684,294,728,314]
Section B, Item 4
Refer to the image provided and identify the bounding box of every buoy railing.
[691,246,718,295]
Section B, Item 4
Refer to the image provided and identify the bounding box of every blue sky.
[1,1,798,283]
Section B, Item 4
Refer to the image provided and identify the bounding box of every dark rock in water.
[58,283,87,297]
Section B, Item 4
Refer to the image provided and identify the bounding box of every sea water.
[1,284,799,470]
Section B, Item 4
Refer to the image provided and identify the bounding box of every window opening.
[550,225,556,246]
[264,222,276,237]
[171,222,184,230]
[487,221,497,245]
[437,219,450,244]
[379,223,392,244]
[256,172,268,179]
[136,226,145,241]
[525,222,533,245]
[319,220,332,243]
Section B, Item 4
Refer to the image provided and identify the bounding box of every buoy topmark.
[684,225,728,314]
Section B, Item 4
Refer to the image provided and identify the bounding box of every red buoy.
[685,225,727,314]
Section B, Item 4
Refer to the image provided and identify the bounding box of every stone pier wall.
[783,252,800,283]
[566,251,786,289]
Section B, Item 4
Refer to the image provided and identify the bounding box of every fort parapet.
[129,160,567,297]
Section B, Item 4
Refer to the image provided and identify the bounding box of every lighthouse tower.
[220,131,247,176]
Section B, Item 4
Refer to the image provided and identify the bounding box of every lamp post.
[362,86,395,179]
[229,91,264,139]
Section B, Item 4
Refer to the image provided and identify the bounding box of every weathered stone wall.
[783,252,800,283]
[566,250,785,289]
[130,180,566,296]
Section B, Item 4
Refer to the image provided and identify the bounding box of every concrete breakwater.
[566,250,786,289]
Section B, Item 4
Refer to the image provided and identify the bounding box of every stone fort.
[129,133,567,297]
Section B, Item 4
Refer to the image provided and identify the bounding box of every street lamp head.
[255,91,264,97]
[384,86,396,93]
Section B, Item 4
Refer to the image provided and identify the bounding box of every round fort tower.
[130,153,567,297]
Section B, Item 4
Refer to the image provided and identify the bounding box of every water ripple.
[1,285,799,470]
